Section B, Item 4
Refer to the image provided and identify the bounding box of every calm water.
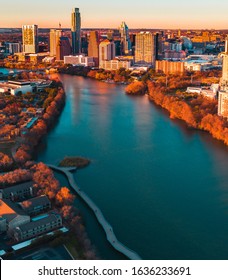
[0,68,20,75]
[36,74,228,260]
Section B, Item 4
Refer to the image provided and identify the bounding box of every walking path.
[48,164,142,260]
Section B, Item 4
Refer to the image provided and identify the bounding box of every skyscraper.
[155,32,163,60]
[220,36,228,92]
[56,36,71,61]
[218,36,228,117]
[119,21,131,55]
[50,29,62,57]
[135,32,156,67]
[71,8,81,54]
[88,31,99,66]
[99,39,116,67]
[22,25,38,53]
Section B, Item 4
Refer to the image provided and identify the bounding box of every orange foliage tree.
[125,81,147,95]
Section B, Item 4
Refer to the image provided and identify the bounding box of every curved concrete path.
[48,164,142,260]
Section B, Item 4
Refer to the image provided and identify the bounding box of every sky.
[1,0,228,29]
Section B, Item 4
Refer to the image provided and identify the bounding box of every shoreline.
[48,164,142,260]
[146,83,228,146]
[56,69,228,147]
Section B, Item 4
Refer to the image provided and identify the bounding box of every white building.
[187,84,218,99]
[64,55,95,67]
[184,62,213,72]
[99,59,132,70]
[42,56,56,63]
[99,39,116,66]
[184,54,222,72]
[0,81,34,96]
[220,37,228,92]
[218,36,228,117]
[186,87,202,94]
[218,91,228,117]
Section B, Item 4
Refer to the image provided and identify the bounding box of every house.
[19,195,51,216]
[0,199,30,233]
[0,181,34,201]
[13,212,62,241]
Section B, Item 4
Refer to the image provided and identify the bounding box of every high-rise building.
[50,29,62,57]
[218,36,228,117]
[135,32,156,67]
[56,36,71,60]
[220,36,228,92]
[88,31,99,66]
[5,43,21,54]
[119,22,131,55]
[71,8,81,54]
[218,91,228,117]
[155,32,163,60]
[81,34,88,54]
[99,39,116,67]
[22,25,38,53]
[178,29,181,37]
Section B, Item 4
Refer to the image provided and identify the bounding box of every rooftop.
[0,181,34,196]
[0,199,27,222]
[17,212,61,232]
[20,195,50,211]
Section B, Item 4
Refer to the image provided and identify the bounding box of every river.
[32,73,228,260]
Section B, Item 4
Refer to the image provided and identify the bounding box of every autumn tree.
[56,187,75,206]
[125,81,147,95]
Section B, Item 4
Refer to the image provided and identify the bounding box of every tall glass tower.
[71,8,81,54]
[119,21,131,55]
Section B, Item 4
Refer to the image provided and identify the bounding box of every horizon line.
[1,26,228,31]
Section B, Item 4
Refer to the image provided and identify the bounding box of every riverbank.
[58,65,133,84]
[123,68,228,146]
[48,164,142,260]
[0,71,66,169]
[0,69,102,259]
[35,73,228,260]
[145,80,228,146]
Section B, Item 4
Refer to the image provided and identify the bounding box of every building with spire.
[119,21,131,55]
[71,8,81,54]
[218,36,228,117]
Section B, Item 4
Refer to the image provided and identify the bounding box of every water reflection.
[37,74,228,260]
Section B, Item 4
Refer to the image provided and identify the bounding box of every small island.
[59,156,91,168]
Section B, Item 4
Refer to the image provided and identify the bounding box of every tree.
[56,187,75,206]
[125,81,147,95]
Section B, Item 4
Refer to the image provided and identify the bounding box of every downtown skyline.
[1,0,228,29]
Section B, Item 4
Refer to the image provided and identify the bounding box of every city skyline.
[1,0,228,29]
